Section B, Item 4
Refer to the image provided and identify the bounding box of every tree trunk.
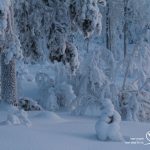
[106,0,111,50]
[123,0,128,57]
[1,53,18,106]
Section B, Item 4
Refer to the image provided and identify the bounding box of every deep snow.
[0,111,150,150]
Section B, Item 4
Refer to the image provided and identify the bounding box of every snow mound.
[0,103,31,127]
[0,110,32,127]
[95,99,123,141]
[6,114,21,125]
[32,111,66,122]
[17,110,32,127]
[0,102,18,112]
[95,114,123,142]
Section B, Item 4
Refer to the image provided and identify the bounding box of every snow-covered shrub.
[72,47,117,116]
[91,47,116,81]
[6,110,31,127]
[18,97,43,111]
[0,102,31,127]
[35,72,58,111]
[72,64,107,116]
[121,41,150,89]
[119,90,139,121]
[55,82,76,109]
[35,64,76,111]
[16,61,34,96]
[17,109,31,127]
[137,91,150,121]
[95,98,123,141]
[118,41,150,121]
[119,77,150,121]
[6,114,21,125]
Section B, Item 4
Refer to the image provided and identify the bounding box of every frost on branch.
[69,0,102,38]
[97,0,106,7]
[0,0,21,64]
[0,0,10,37]
[14,0,79,73]
[49,41,79,73]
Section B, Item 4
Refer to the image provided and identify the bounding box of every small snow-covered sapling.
[95,98,123,141]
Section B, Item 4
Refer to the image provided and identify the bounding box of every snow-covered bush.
[6,109,31,127]
[118,40,150,121]
[119,80,150,122]
[35,72,58,111]
[137,91,150,121]
[119,90,139,121]
[72,46,117,116]
[95,98,123,141]
[35,64,76,111]
[5,110,31,127]
[18,97,43,111]
[0,102,31,127]
[55,82,76,109]
[6,114,21,125]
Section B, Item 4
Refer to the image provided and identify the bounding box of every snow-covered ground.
[0,111,150,150]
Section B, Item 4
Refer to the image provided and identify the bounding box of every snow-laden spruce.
[70,0,105,38]
[14,0,79,73]
[95,98,123,141]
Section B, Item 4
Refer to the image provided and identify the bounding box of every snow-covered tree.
[12,0,108,111]
[14,0,79,73]
[0,0,21,105]
[95,98,123,141]
[69,0,106,38]
[71,46,118,116]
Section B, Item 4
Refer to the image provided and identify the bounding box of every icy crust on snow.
[95,99,123,141]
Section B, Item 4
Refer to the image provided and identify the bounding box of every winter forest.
[0,0,150,149]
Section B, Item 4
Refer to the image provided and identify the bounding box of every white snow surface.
[0,111,150,150]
